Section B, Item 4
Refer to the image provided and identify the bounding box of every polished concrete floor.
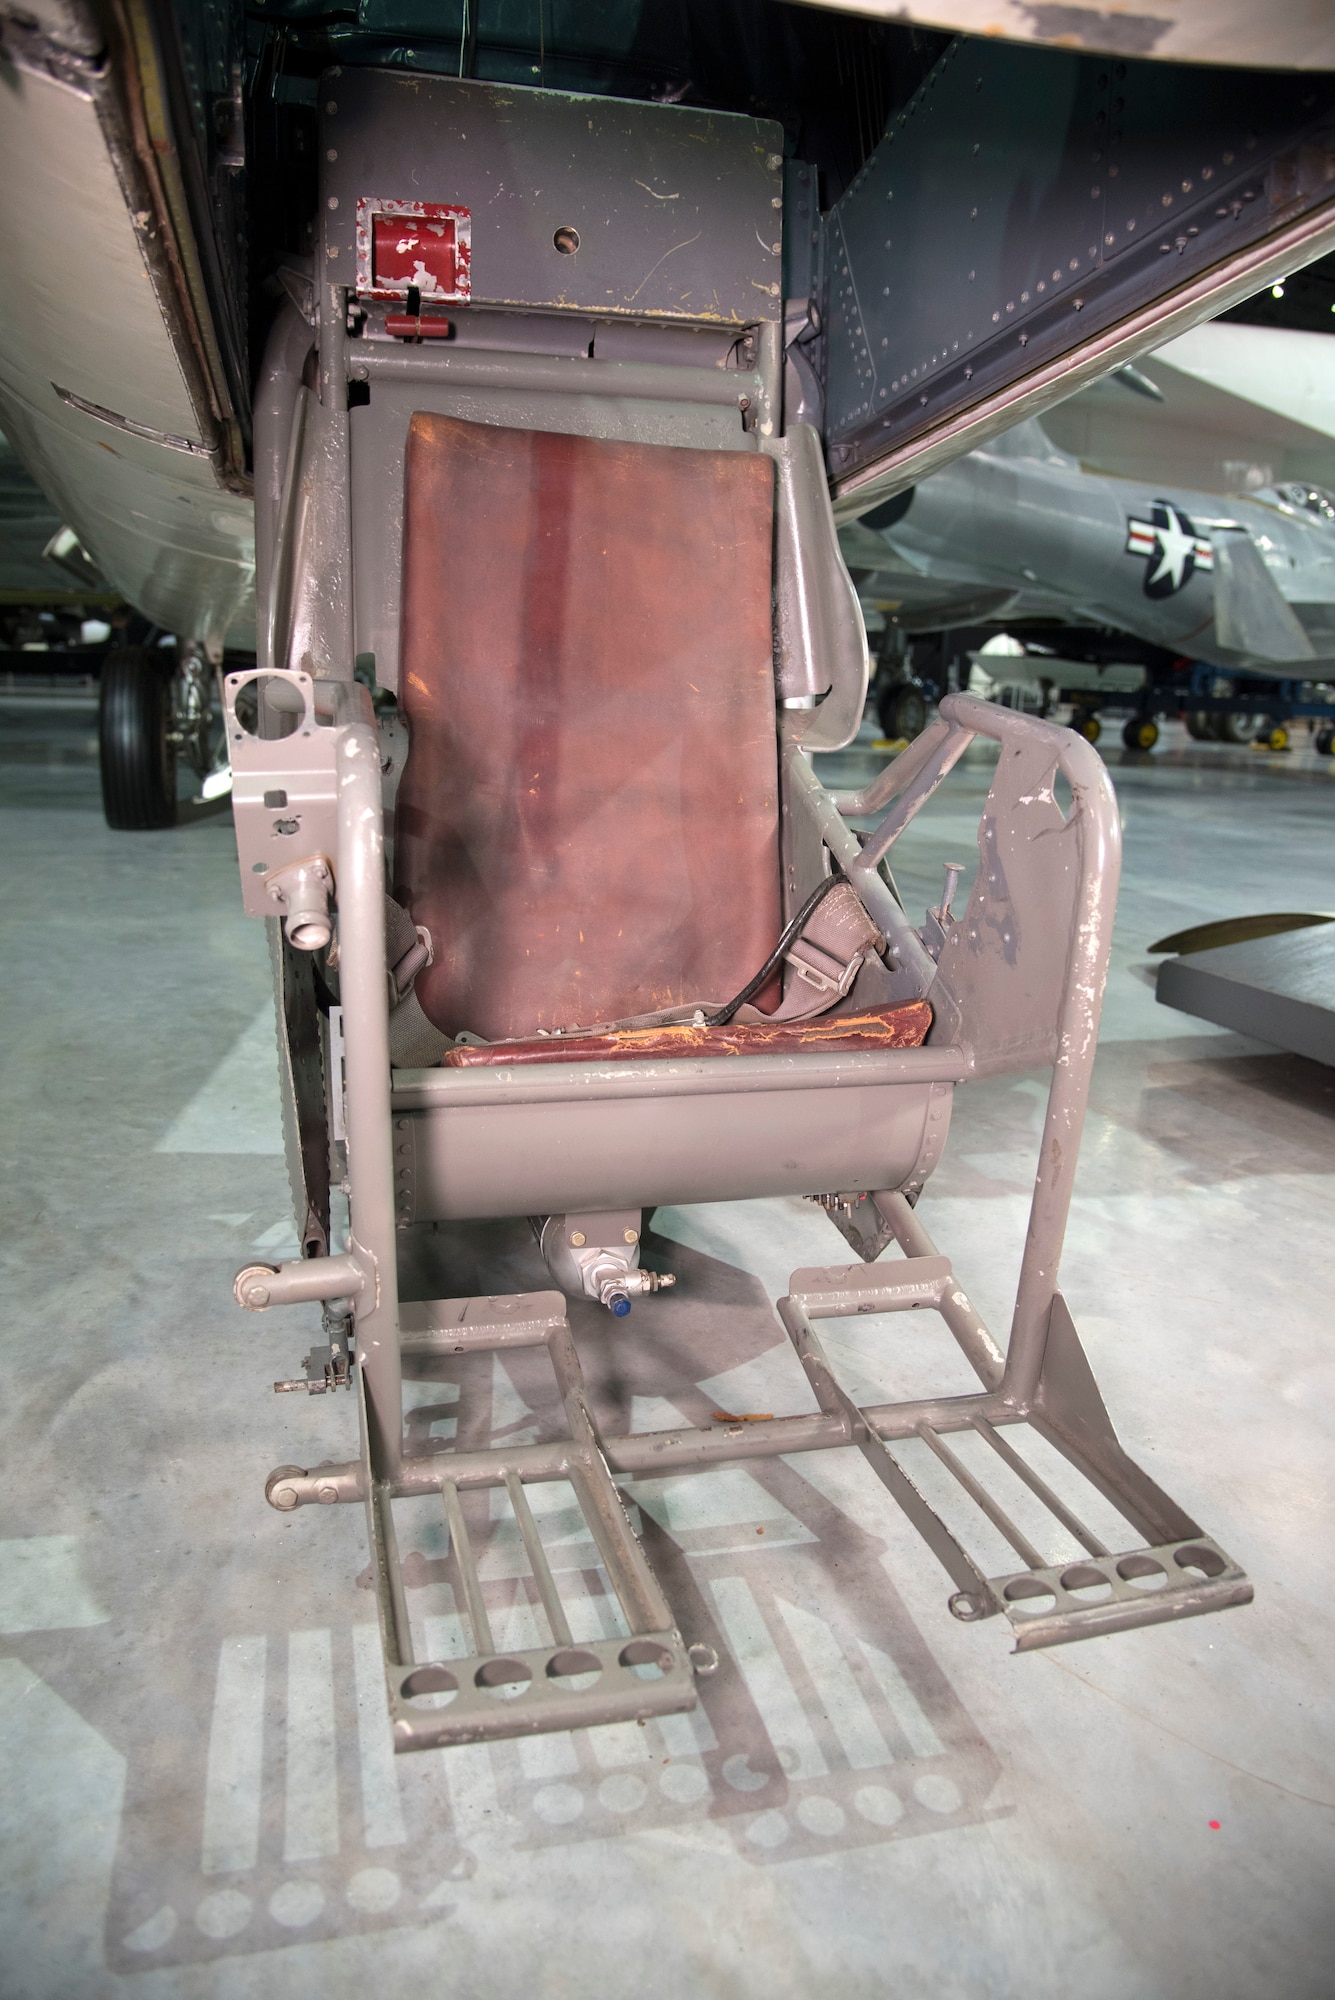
[2,697,1333,1999]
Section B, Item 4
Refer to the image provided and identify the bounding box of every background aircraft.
[841,318,1335,747]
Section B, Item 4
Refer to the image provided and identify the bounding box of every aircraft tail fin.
[1212,535,1315,662]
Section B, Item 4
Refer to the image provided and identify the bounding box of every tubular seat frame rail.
[233,671,1252,1752]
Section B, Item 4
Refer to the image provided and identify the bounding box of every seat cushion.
[441,1001,933,1067]
[395,413,781,1042]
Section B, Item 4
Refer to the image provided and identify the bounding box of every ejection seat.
[228,70,1249,1752]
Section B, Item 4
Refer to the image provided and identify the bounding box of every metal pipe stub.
[234,1252,365,1311]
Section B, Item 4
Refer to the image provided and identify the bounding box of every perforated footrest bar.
[363,1292,700,1751]
[779,1263,1253,1651]
[276,1238,1250,1747]
[987,1537,1251,1652]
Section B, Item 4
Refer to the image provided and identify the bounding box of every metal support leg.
[338,722,403,1481]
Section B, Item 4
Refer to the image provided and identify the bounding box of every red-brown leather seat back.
[395,414,781,1042]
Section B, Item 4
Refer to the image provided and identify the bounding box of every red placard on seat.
[395,415,781,1043]
[355,197,472,301]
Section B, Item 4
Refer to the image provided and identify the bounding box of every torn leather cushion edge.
[442,1001,933,1068]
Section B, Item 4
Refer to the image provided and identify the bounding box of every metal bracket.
[225,668,352,920]
[806,1190,898,1262]
[274,1340,352,1396]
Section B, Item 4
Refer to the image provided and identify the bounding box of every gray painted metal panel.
[821,40,1335,501]
[770,423,869,747]
[782,158,820,305]
[1156,928,1335,1067]
[394,1074,953,1221]
[321,70,783,327]
[0,51,254,648]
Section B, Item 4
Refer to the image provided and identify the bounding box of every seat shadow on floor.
[95,1215,1005,1971]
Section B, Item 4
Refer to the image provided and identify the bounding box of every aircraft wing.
[1151,322,1335,445]
[1044,323,1335,492]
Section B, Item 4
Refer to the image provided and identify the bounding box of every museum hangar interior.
[0,3,1333,1994]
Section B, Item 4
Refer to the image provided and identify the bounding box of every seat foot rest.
[987,1538,1253,1652]
[779,1261,1253,1654]
[361,1292,701,1751]
[271,1252,1251,1751]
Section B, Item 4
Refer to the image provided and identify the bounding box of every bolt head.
[623,1229,639,1244]
[270,1483,299,1512]
[316,1481,339,1505]
[569,1231,586,1247]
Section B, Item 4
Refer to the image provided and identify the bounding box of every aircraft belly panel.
[0,64,200,437]
[0,387,255,648]
[822,41,1335,510]
[0,42,254,644]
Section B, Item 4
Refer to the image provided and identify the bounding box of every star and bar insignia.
[1125,501,1213,598]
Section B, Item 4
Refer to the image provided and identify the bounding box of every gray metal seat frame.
[227,204,1250,1753]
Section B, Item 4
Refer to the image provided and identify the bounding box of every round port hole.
[553,226,580,254]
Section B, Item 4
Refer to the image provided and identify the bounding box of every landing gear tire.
[98,646,177,830]
[1315,727,1335,756]
[1185,711,1212,741]
[1122,717,1159,751]
[1075,712,1101,744]
[877,682,928,742]
[1209,711,1258,745]
[1263,723,1291,752]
